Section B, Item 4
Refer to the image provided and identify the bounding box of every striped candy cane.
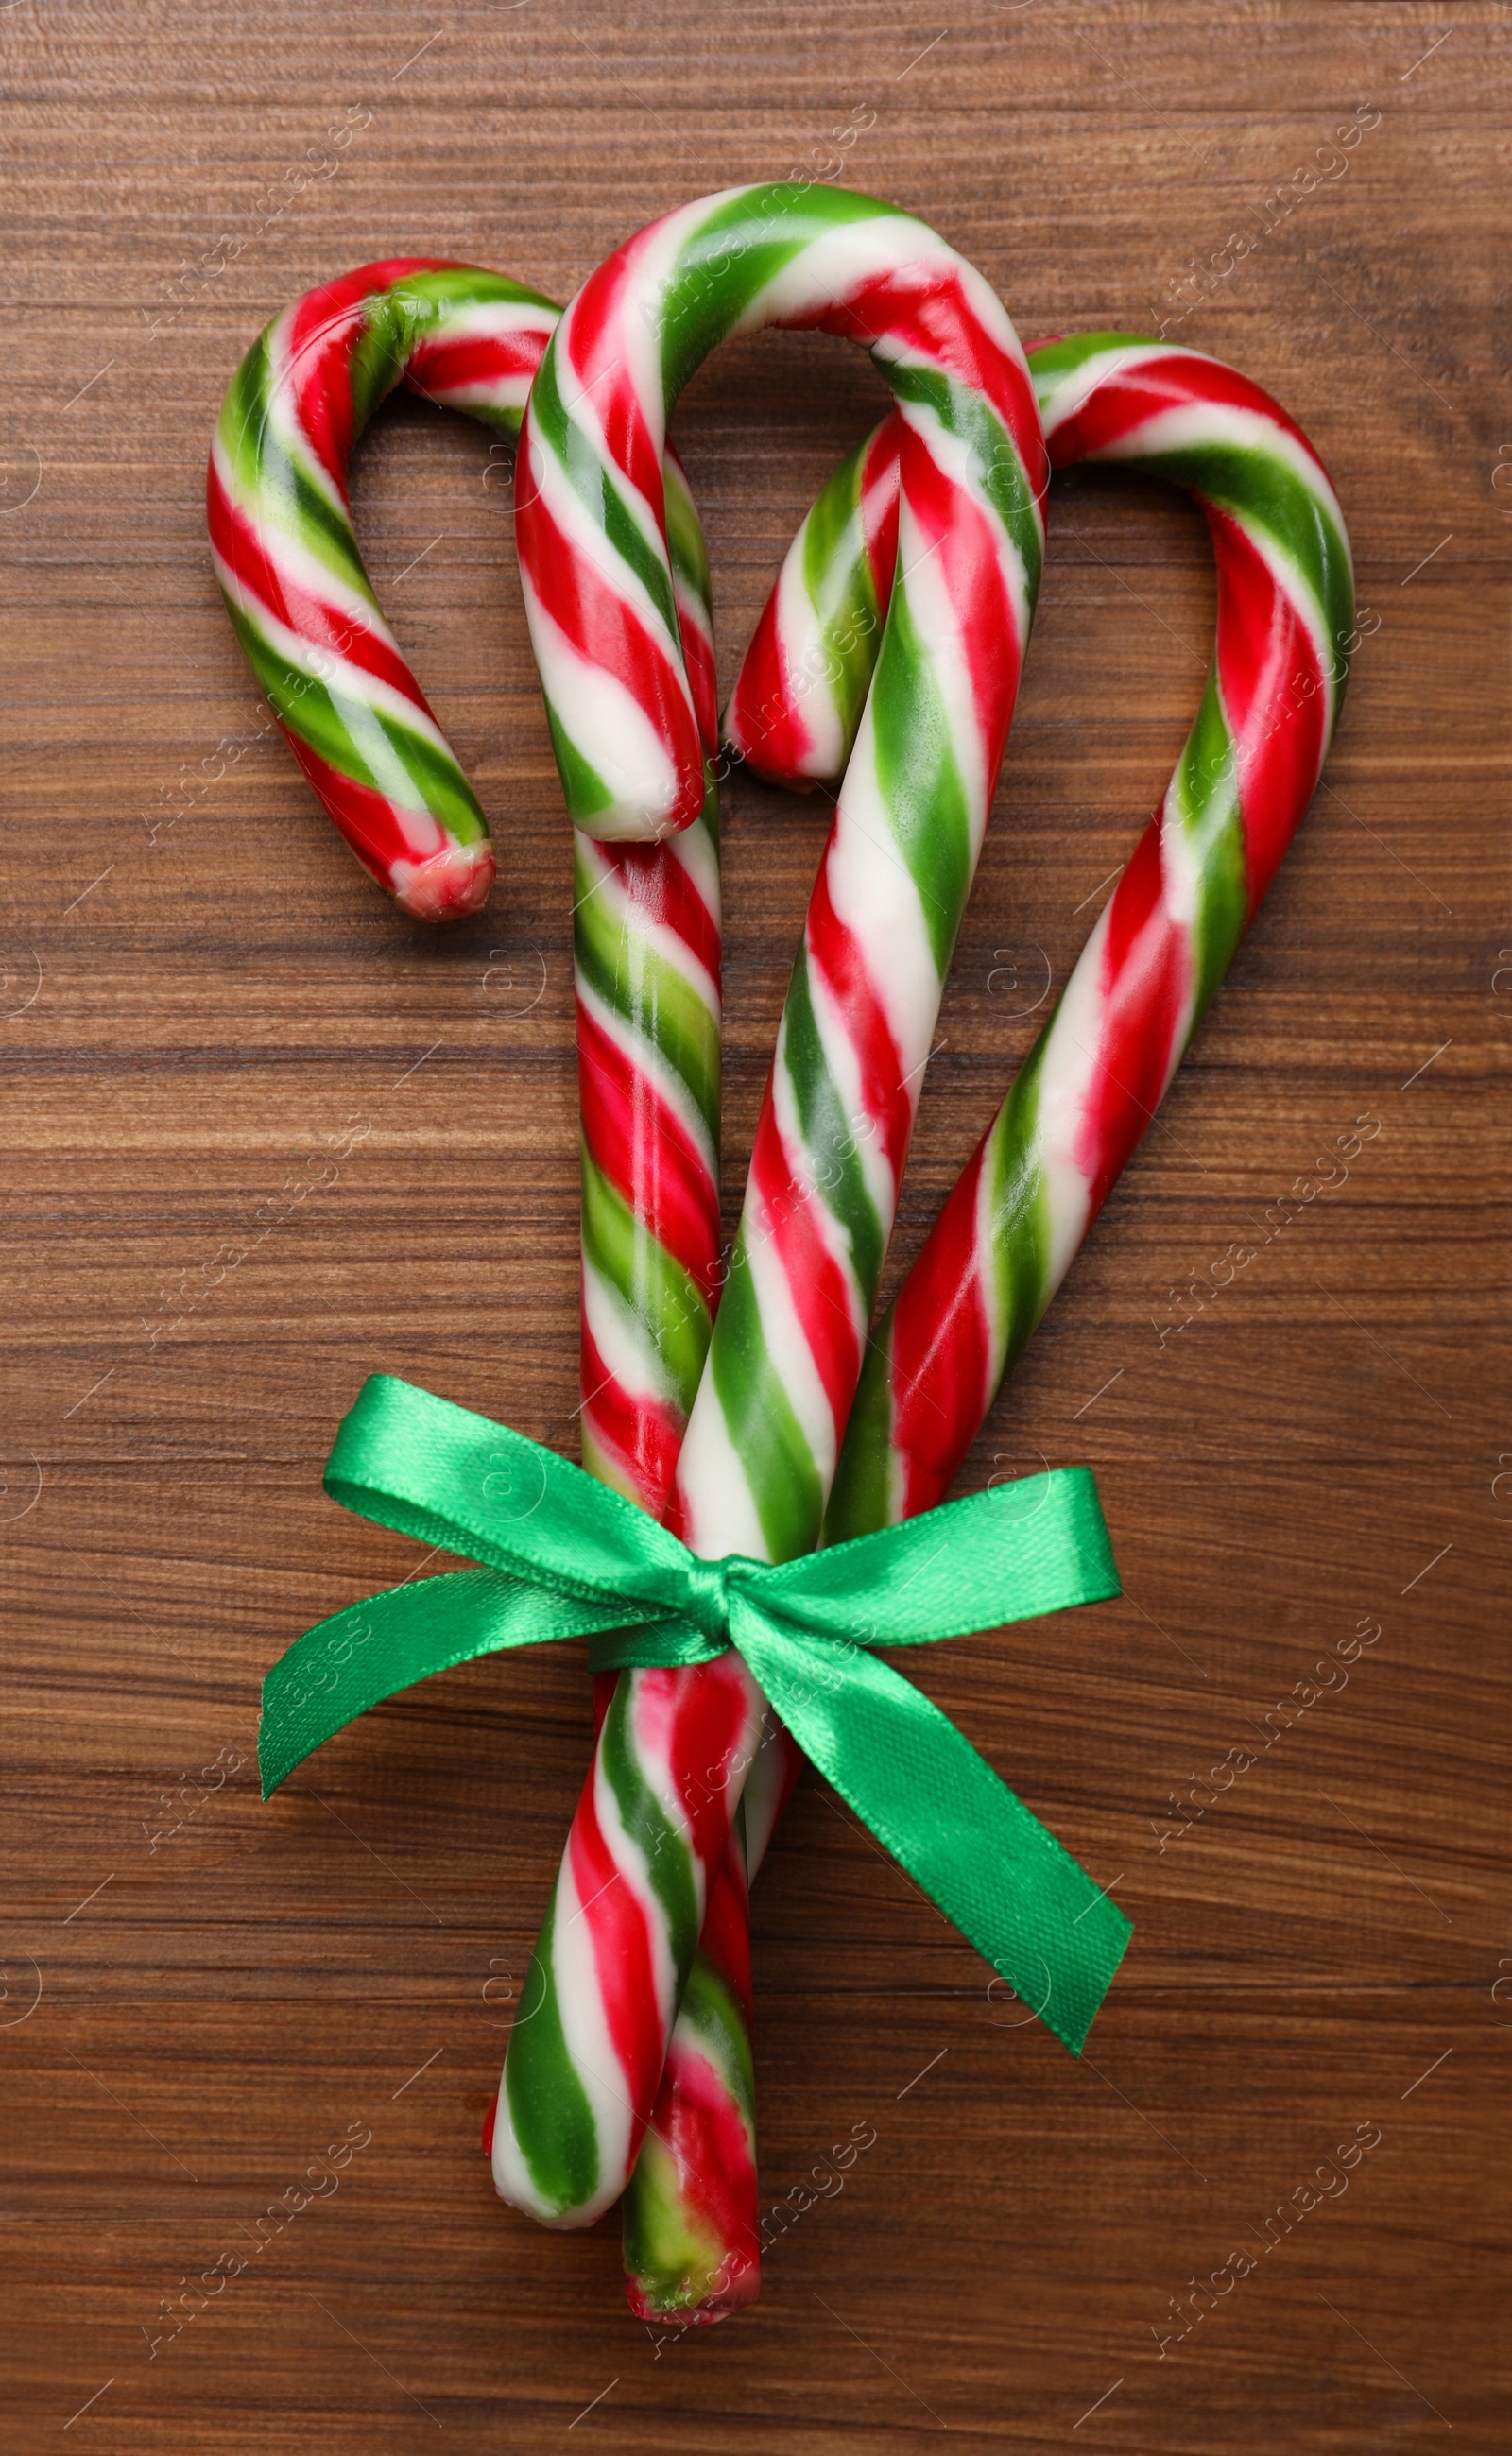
[209,261,777,2279]
[577,454,828,2312]
[208,259,562,919]
[644,333,1354,2279]
[489,379,773,2244]
[496,183,1045,2227]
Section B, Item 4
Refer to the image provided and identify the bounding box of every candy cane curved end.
[208,258,558,920]
[516,181,1045,845]
[818,333,1355,1535]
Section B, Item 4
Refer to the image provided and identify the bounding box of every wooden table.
[4,5,1505,2447]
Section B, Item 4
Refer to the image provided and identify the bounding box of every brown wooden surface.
[3,5,1507,2448]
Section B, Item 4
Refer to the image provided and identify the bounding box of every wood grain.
[2,5,1506,2449]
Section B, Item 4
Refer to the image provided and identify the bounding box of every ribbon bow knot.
[260,1373,1133,2055]
[679,1555,735,1646]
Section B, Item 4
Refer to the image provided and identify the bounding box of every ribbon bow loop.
[262,1374,1133,2056]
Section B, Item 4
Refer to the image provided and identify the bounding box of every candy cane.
[494,183,1045,2227]
[637,332,1354,2297]
[207,259,561,919]
[209,262,773,2277]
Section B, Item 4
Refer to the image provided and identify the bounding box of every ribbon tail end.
[1050,1903,1135,2058]
[257,1725,294,1802]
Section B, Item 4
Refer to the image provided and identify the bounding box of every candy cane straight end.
[621,1817,762,2322]
[391,838,497,921]
[392,845,498,923]
[625,2231,760,2327]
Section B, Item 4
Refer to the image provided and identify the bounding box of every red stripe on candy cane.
[601,840,721,989]
[805,866,911,1179]
[207,475,434,713]
[576,1009,721,1292]
[579,1318,688,1513]
[746,1108,864,1432]
[1211,512,1330,902]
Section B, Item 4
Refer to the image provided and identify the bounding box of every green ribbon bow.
[261,1374,1132,2054]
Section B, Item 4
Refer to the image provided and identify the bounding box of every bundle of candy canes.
[214,186,1354,2324]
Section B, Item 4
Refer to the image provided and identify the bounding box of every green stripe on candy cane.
[573,824,722,1155]
[577,1149,713,1423]
[867,577,975,979]
[501,1893,600,2217]
[800,434,891,743]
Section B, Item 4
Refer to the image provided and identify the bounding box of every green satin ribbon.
[260,1373,1132,2054]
